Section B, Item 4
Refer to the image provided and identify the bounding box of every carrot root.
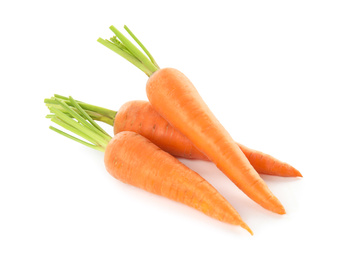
[146,68,285,214]
[105,131,253,232]
[45,96,252,233]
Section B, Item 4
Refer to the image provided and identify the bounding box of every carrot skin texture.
[114,100,206,160]
[104,131,252,233]
[146,68,285,214]
[114,100,302,177]
[237,144,302,177]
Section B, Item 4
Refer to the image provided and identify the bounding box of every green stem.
[98,25,160,77]
[124,25,159,69]
[44,96,116,126]
[49,126,105,152]
[49,107,109,148]
[68,96,110,137]
[51,116,102,147]
[97,38,153,77]
[54,94,117,119]
[45,96,112,152]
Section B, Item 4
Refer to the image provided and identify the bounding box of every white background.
[1,0,358,259]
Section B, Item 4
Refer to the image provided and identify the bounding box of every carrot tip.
[277,207,286,215]
[291,166,303,177]
[236,220,253,235]
[244,225,254,236]
[271,200,286,215]
[231,217,253,235]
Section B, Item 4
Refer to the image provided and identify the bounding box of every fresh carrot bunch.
[45,96,301,178]
[45,25,301,234]
[45,97,252,234]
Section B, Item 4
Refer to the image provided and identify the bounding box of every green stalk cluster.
[45,95,112,152]
[44,94,117,125]
[97,25,160,77]
[46,26,160,150]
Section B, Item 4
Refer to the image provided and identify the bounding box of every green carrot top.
[48,26,160,150]
[97,25,160,77]
[45,94,117,125]
[45,95,113,152]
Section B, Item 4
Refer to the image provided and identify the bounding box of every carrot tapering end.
[240,222,254,235]
[267,195,286,215]
[227,216,253,235]
[284,164,302,178]
[277,205,286,215]
[285,163,303,178]
[275,201,286,215]
[293,168,303,177]
[226,213,253,235]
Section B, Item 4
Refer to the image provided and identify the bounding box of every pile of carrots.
[45,25,301,235]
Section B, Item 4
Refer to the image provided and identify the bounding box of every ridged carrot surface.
[45,96,301,178]
[113,100,301,178]
[45,97,252,233]
[98,25,289,214]
[146,68,286,214]
[105,131,252,232]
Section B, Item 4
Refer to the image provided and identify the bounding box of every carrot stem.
[46,98,112,151]
[49,126,105,152]
[124,25,159,69]
[52,99,111,143]
[54,99,98,133]
[98,25,159,77]
[50,116,101,147]
[68,96,109,136]
[53,95,116,119]
[45,96,116,125]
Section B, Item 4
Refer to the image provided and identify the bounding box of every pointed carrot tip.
[279,208,286,215]
[231,215,253,235]
[293,167,303,177]
[274,203,286,215]
[268,196,286,215]
[271,200,286,215]
[238,221,253,235]
[246,226,254,236]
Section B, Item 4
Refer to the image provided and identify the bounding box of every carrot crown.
[98,25,160,77]
[45,95,112,152]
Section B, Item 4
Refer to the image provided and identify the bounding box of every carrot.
[98,25,287,214]
[46,95,301,177]
[45,96,252,234]
[115,101,301,178]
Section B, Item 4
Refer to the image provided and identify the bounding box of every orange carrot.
[147,68,285,214]
[236,144,302,177]
[98,26,287,214]
[106,131,251,231]
[45,96,252,234]
[114,100,302,178]
[45,96,301,177]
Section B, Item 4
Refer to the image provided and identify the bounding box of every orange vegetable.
[45,96,301,177]
[45,97,252,234]
[98,26,288,214]
[106,131,251,232]
[114,100,302,178]
[147,68,285,214]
